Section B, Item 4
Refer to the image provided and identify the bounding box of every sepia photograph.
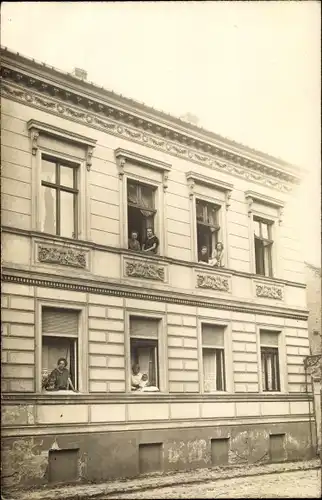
[1,1,321,498]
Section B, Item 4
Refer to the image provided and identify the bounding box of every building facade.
[1,48,316,487]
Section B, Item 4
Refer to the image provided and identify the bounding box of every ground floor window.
[42,307,79,392]
[202,324,226,392]
[260,330,280,392]
[130,317,160,392]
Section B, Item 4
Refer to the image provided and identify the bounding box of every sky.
[1,1,321,266]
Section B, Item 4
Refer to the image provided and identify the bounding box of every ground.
[107,470,321,499]
[4,459,321,500]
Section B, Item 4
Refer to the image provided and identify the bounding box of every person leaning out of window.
[43,357,76,392]
[128,230,141,251]
[142,228,159,254]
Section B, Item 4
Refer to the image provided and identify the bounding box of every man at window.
[128,230,141,251]
[142,228,159,254]
[44,357,76,391]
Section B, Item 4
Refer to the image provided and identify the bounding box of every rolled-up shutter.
[130,317,159,338]
[42,307,78,337]
[202,324,225,347]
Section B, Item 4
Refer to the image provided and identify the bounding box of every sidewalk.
[3,459,320,500]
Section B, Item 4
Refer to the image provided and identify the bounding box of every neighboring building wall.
[0,49,315,487]
[305,262,321,354]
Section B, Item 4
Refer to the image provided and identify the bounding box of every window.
[260,330,280,392]
[130,317,160,391]
[253,217,273,277]
[41,156,78,238]
[127,180,157,251]
[196,199,220,261]
[42,307,79,391]
[202,324,226,392]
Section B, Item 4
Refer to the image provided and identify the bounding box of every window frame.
[192,193,226,265]
[124,173,163,256]
[125,311,167,393]
[257,326,287,394]
[40,154,79,239]
[196,198,221,261]
[36,301,88,394]
[198,319,232,394]
[253,216,274,277]
[126,178,158,251]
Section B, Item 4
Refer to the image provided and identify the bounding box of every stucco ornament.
[304,354,321,381]
[197,273,230,292]
[256,284,283,300]
[38,245,87,268]
[125,260,165,281]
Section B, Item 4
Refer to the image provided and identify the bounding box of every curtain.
[128,183,138,204]
[203,349,217,392]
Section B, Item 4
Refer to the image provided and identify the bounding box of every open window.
[129,317,160,391]
[254,217,273,277]
[202,324,226,392]
[127,180,157,252]
[196,199,221,262]
[42,307,79,392]
[260,330,281,392]
[41,155,79,238]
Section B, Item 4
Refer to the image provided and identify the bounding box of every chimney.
[72,67,87,81]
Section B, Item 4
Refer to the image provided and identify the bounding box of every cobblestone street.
[106,469,321,499]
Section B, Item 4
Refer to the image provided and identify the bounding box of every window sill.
[42,390,81,395]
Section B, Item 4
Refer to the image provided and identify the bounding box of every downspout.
[304,357,315,457]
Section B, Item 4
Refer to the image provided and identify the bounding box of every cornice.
[1,225,307,289]
[2,272,308,320]
[0,59,301,192]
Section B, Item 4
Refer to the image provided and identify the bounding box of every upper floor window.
[260,330,280,392]
[254,217,273,277]
[196,199,223,265]
[127,180,159,254]
[41,155,79,239]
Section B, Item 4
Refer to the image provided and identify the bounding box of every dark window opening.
[127,180,156,251]
[196,199,220,262]
[261,346,280,392]
[139,443,163,474]
[48,449,79,483]
[130,317,160,391]
[41,155,78,238]
[254,217,273,277]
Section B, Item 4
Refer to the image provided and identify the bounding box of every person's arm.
[144,243,156,252]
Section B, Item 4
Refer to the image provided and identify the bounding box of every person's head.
[132,363,140,375]
[146,228,153,238]
[57,358,67,370]
[216,242,224,251]
[131,231,138,240]
[201,245,208,255]
[141,373,148,381]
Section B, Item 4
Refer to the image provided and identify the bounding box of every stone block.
[90,368,109,380]
[236,401,260,417]
[90,404,126,423]
[128,403,169,421]
[9,379,34,392]
[89,343,124,355]
[183,360,199,370]
[183,338,198,348]
[184,382,199,392]
[168,337,184,348]
[89,381,108,392]
[89,331,107,342]
[169,370,198,382]
[261,402,289,416]
[289,401,310,415]
[89,318,108,331]
[107,308,124,320]
[8,352,35,364]
[37,405,88,424]
[169,382,184,392]
[89,355,108,367]
[2,337,34,351]
[168,348,197,359]
[2,365,34,378]
[1,310,34,324]
[170,402,199,419]
[107,357,125,368]
[88,294,124,307]
[9,296,34,312]
[106,369,125,381]
[10,324,34,337]
[36,288,87,302]
[109,381,126,392]
[108,332,124,343]
[183,316,197,327]
[169,359,184,370]
[201,402,235,418]
[88,306,107,318]
[167,314,183,326]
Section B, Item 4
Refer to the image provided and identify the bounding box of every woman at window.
[44,357,76,391]
[198,245,210,263]
[209,242,225,267]
[128,230,141,251]
[142,228,159,254]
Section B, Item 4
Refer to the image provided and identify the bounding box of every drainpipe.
[304,357,316,458]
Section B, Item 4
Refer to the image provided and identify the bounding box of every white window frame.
[125,310,167,393]
[246,191,283,278]
[257,326,287,394]
[36,300,88,394]
[115,148,171,257]
[198,319,233,394]
[28,120,96,241]
[125,174,162,255]
[187,172,232,265]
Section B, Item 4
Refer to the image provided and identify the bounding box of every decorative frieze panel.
[38,244,87,269]
[125,259,166,281]
[255,283,283,300]
[196,273,230,292]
